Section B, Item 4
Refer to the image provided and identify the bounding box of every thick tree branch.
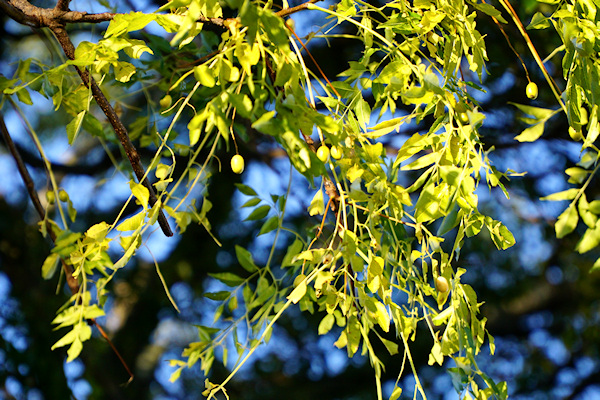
[54,0,70,12]
[0,0,115,26]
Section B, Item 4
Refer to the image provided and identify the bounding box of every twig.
[275,0,321,18]
[0,111,134,382]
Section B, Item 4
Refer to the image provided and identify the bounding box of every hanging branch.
[0,0,173,236]
[0,111,133,382]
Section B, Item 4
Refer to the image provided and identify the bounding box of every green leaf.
[235,245,258,272]
[245,205,270,221]
[130,181,149,209]
[114,61,136,82]
[527,12,551,29]
[374,301,390,332]
[116,211,146,231]
[318,314,335,335]
[66,111,85,145]
[259,215,280,235]
[287,280,307,304]
[509,102,555,120]
[576,225,600,253]
[541,188,579,201]
[556,205,579,239]
[241,198,261,208]
[514,121,545,142]
[235,183,258,196]
[208,272,245,287]
[591,257,600,272]
[428,342,444,366]
[86,222,110,240]
[379,337,399,355]
[104,12,156,37]
[355,97,371,131]
[41,253,59,280]
[204,291,230,301]
[308,190,324,216]
[401,151,440,171]
[487,219,516,250]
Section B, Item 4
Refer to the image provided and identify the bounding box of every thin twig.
[275,0,321,18]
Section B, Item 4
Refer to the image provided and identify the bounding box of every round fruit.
[569,126,583,141]
[231,154,245,174]
[458,111,469,124]
[330,145,343,160]
[285,18,295,30]
[46,190,55,205]
[316,145,330,162]
[435,276,449,293]
[526,82,538,100]
[58,189,69,202]
[159,94,172,109]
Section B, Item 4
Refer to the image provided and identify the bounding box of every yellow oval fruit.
[46,190,55,205]
[526,82,538,100]
[159,95,172,109]
[569,126,583,141]
[58,189,69,202]
[316,145,330,162]
[435,276,449,293]
[458,111,469,124]
[330,145,342,160]
[231,154,245,174]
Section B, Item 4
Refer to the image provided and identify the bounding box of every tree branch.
[54,0,70,12]
[0,0,115,26]
[275,0,321,18]
[51,27,172,236]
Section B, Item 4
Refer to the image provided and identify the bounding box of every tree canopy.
[2,0,600,399]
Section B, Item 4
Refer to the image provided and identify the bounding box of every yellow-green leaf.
[42,253,59,280]
[556,205,579,239]
[130,181,149,209]
[308,190,324,216]
[287,280,307,304]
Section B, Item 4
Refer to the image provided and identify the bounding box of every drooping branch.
[0,110,133,382]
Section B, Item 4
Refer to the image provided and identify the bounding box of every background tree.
[1,0,600,399]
